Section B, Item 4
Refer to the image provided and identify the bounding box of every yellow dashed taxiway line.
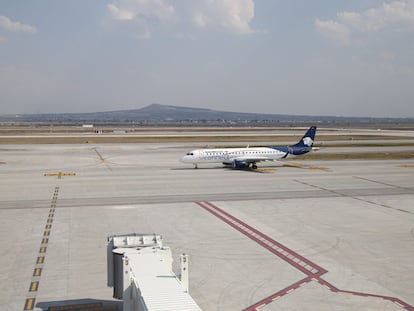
[24,186,60,311]
[29,281,39,292]
[33,268,42,277]
[24,298,35,310]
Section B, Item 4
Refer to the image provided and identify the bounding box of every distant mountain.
[110,103,295,121]
[0,104,412,124]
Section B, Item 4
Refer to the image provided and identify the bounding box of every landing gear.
[251,164,258,169]
[194,163,198,169]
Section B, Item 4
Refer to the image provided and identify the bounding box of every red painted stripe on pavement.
[317,278,414,310]
[198,201,414,311]
[197,201,326,276]
[244,277,312,311]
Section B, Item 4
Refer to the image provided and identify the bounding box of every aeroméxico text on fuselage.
[180,126,317,169]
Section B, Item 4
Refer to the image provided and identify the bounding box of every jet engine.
[232,159,249,169]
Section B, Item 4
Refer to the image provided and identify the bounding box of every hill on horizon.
[0,103,412,124]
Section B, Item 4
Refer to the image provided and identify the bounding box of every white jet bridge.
[107,233,201,311]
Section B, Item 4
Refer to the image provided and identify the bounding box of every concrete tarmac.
[0,141,413,310]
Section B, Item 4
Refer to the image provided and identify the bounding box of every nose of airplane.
[180,154,190,163]
[180,152,195,163]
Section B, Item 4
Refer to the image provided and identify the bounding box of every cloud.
[107,0,176,22]
[191,0,256,34]
[107,0,176,39]
[107,0,257,36]
[107,4,136,21]
[315,0,414,44]
[0,15,37,34]
[315,19,351,44]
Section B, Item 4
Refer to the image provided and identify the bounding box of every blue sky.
[1,0,413,117]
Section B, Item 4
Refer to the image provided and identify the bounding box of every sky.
[0,0,414,118]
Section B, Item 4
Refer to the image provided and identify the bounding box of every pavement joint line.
[353,176,413,191]
[24,186,59,311]
[294,179,414,215]
[92,147,113,171]
[198,201,414,311]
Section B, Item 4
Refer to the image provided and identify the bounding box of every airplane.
[180,126,317,169]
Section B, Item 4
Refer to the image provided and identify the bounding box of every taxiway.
[0,134,413,310]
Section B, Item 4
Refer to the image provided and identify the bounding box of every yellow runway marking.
[29,281,39,292]
[44,172,75,178]
[24,298,35,310]
[33,268,42,277]
[25,186,59,310]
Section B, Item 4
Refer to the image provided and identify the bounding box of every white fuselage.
[180,147,288,165]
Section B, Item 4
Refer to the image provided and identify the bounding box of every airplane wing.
[236,156,272,163]
[223,156,274,169]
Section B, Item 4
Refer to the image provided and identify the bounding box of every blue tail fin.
[272,126,317,157]
[291,126,317,148]
[285,126,317,156]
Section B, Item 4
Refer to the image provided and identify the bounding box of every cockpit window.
[186,152,194,156]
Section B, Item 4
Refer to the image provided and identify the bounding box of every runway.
[0,136,413,310]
